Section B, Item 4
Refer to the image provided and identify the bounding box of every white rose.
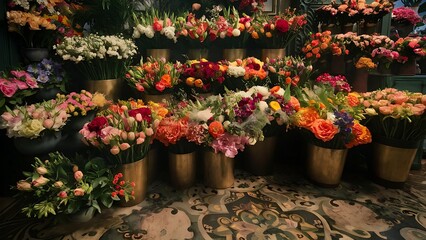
[232,29,241,37]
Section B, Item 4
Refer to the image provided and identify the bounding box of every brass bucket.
[147,148,158,184]
[222,49,246,61]
[245,136,277,176]
[187,49,209,60]
[261,48,286,61]
[115,157,148,207]
[203,151,234,189]
[143,93,172,104]
[86,79,121,101]
[307,144,348,187]
[146,49,171,61]
[373,142,418,184]
[169,152,197,189]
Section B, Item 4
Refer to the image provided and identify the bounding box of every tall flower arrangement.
[249,9,307,49]
[125,58,182,95]
[54,34,137,80]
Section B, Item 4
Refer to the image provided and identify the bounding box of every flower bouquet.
[315,73,352,93]
[222,57,269,91]
[393,36,426,63]
[371,47,399,73]
[1,99,69,155]
[208,7,251,49]
[249,8,307,49]
[176,13,211,50]
[361,88,426,184]
[26,58,67,94]
[265,56,313,88]
[80,100,157,165]
[392,7,422,26]
[361,0,393,24]
[335,0,361,30]
[355,57,377,71]
[0,69,39,111]
[15,152,134,218]
[54,34,138,80]
[125,57,182,95]
[181,59,226,94]
[132,9,178,49]
[57,90,109,118]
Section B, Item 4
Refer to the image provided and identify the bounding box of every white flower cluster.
[11,0,31,10]
[54,34,138,63]
[132,24,177,43]
[227,66,245,78]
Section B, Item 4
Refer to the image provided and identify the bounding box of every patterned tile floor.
[0,157,425,240]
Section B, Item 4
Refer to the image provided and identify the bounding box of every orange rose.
[208,121,224,138]
[296,107,320,128]
[160,74,172,87]
[310,119,338,142]
[347,93,360,107]
[289,96,300,111]
[346,122,372,148]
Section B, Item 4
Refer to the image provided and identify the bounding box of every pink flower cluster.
[315,73,351,93]
[0,70,38,97]
[211,132,249,158]
[392,7,422,26]
[371,47,399,63]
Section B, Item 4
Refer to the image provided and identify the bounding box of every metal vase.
[86,79,121,101]
[143,93,172,103]
[187,49,209,60]
[245,136,277,176]
[203,151,234,189]
[115,157,148,207]
[146,49,171,61]
[372,142,418,185]
[307,144,348,187]
[261,49,286,61]
[222,49,246,61]
[169,152,197,189]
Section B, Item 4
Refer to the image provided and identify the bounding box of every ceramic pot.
[203,151,234,189]
[14,131,62,156]
[306,144,348,187]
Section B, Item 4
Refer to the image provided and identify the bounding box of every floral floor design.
[1,160,426,240]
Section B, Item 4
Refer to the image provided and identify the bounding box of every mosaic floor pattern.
[1,160,425,240]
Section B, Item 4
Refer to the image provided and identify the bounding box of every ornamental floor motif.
[1,159,425,240]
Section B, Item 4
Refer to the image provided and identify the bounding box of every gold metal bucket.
[86,79,121,101]
[169,152,197,189]
[245,136,277,176]
[115,157,148,207]
[261,48,286,61]
[222,49,246,61]
[146,49,171,61]
[203,151,234,189]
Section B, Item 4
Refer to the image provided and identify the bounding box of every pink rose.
[36,166,48,175]
[58,191,68,198]
[43,119,54,129]
[379,106,393,115]
[25,77,38,89]
[32,176,50,187]
[74,170,83,181]
[0,79,18,97]
[110,145,120,155]
[12,79,29,90]
[16,180,32,191]
[10,70,25,78]
[73,188,85,196]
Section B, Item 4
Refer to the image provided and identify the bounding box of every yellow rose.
[18,119,45,138]
[92,93,108,108]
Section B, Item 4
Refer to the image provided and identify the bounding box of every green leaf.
[91,200,101,213]
[100,193,113,208]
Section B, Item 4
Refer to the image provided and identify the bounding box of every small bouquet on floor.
[125,58,182,95]
[361,88,426,143]
[294,84,371,149]
[0,69,39,110]
[15,152,135,218]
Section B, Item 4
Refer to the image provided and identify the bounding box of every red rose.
[275,19,289,33]
[0,79,18,97]
[128,107,152,123]
[153,20,163,32]
[87,116,109,133]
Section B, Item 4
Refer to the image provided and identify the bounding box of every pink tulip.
[136,137,145,145]
[119,143,131,151]
[128,132,135,141]
[58,191,68,198]
[16,180,32,191]
[36,166,48,175]
[73,188,85,196]
[146,128,154,136]
[74,170,83,181]
[110,145,120,155]
[32,176,49,187]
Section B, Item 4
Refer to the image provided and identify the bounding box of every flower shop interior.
[1,0,426,239]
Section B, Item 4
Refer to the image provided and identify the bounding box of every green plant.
[15,152,134,218]
[401,0,422,7]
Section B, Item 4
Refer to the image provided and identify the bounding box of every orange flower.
[160,74,172,87]
[186,77,195,86]
[289,96,300,111]
[270,86,281,94]
[347,93,360,107]
[296,107,320,128]
[346,122,372,148]
[251,31,259,39]
[310,119,338,142]
[194,79,203,88]
[208,121,224,138]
